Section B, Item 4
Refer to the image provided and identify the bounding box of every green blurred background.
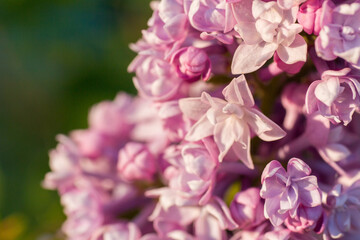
[0,0,151,239]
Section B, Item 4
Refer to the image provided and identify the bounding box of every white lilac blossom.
[43,0,360,239]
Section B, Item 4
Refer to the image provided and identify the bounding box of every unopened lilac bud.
[171,47,211,82]
[71,130,105,159]
[297,0,323,35]
[118,142,156,182]
[230,188,265,229]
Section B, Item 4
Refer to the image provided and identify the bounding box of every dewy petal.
[222,75,255,107]
[231,41,277,74]
[277,35,307,64]
[179,97,210,120]
[245,108,286,142]
[185,115,214,142]
[287,158,311,178]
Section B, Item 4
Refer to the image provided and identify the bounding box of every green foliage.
[0,0,151,238]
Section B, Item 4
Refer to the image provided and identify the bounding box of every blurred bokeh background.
[0,0,151,238]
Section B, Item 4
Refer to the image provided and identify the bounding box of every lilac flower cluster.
[44,0,360,239]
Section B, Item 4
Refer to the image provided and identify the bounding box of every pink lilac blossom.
[43,0,360,239]
[230,187,266,229]
[297,0,324,35]
[230,0,307,74]
[179,75,286,168]
[324,182,360,239]
[306,68,360,125]
[260,158,322,228]
[315,0,360,69]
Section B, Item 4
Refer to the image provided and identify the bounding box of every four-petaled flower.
[260,158,322,227]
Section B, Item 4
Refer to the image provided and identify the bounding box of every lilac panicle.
[179,75,286,169]
[43,0,360,239]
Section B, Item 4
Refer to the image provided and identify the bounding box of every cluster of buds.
[44,0,360,239]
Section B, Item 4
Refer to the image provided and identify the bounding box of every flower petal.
[287,158,311,178]
[277,35,307,64]
[179,97,210,120]
[231,41,277,74]
[231,126,254,169]
[214,117,237,162]
[185,115,214,142]
[222,75,255,107]
[245,108,286,141]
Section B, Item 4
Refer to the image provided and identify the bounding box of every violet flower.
[230,187,266,229]
[315,0,360,69]
[324,182,360,239]
[260,158,322,228]
[306,68,360,126]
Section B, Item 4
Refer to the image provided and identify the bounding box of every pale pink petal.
[179,97,210,120]
[277,35,307,64]
[231,42,277,74]
[314,77,341,107]
[260,177,286,198]
[264,197,287,226]
[245,108,286,141]
[305,80,321,114]
[195,212,225,240]
[231,126,254,169]
[287,158,312,178]
[296,176,322,207]
[214,117,238,162]
[222,75,255,107]
[185,115,214,142]
[261,160,287,183]
[318,143,351,162]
